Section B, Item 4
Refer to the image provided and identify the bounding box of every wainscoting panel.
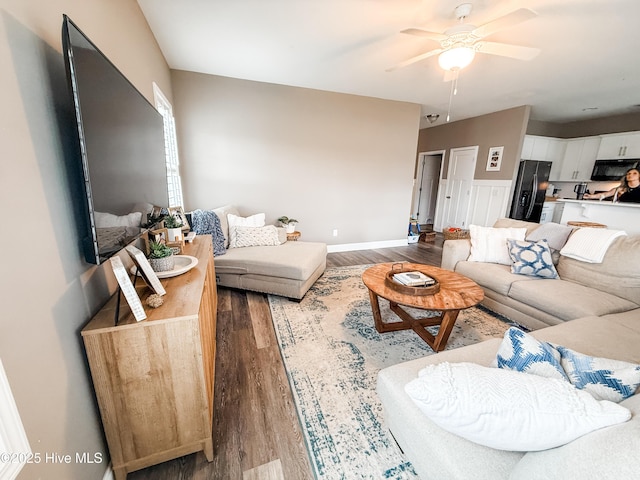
[469,180,513,227]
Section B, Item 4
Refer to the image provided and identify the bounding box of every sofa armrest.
[441,239,471,271]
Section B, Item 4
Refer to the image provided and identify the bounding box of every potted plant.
[164,215,184,242]
[277,216,299,234]
[148,241,175,272]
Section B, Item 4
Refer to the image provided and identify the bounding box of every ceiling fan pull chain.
[446,69,460,122]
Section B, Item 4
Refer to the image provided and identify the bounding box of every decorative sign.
[110,256,146,322]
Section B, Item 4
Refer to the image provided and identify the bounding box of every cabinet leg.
[113,466,127,480]
[204,438,214,462]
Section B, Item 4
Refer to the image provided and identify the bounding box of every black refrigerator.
[509,160,552,222]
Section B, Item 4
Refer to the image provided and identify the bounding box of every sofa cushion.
[404,362,631,452]
[455,262,534,296]
[525,222,573,252]
[556,346,640,403]
[496,327,567,380]
[214,241,327,281]
[507,279,639,321]
[212,205,239,248]
[510,393,640,480]
[468,225,527,265]
[493,218,540,236]
[557,234,640,306]
[507,239,558,278]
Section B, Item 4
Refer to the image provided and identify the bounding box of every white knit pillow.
[468,225,527,265]
[229,225,280,248]
[227,213,266,247]
[404,362,630,451]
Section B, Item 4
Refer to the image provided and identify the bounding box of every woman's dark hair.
[621,168,640,190]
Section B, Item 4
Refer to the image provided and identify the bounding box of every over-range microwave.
[591,159,639,181]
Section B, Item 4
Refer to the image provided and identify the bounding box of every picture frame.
[150,228,169,245]
[125,245,166,296]
[168,206,190,231]
[486,146,504,171]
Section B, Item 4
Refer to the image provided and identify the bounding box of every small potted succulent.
[277,216,298,234]
[164,215,184,242]
[148,241,175,272]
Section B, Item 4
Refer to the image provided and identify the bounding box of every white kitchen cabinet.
[522,135,566,162]
[597,132,640,159]
[553,136,600,181]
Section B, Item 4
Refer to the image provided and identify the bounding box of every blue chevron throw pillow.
[496,327,568,381]
[556,346,640,403]
[507,238,558,278]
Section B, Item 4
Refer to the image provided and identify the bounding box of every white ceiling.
[137,0,640,129]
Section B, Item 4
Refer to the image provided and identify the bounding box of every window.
[153,83,184,208]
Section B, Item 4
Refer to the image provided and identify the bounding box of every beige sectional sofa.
[210,205,327,300]
[377,219,640,479]
[441,218,640,330]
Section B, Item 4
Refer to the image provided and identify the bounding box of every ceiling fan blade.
[472,8,537,39]
[400,28,448,42]
[386,48,443,72]
[476,41,540,61]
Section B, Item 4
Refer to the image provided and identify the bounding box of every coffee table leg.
[431,310,460,352]
[367,289,384,332]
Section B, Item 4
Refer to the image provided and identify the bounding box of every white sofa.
[377,310,640,480]
[209,205,327,300]
[376,219,640,479]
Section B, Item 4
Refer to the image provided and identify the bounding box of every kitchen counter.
[556,199,640,234]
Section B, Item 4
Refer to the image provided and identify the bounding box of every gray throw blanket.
[190,209,226,256]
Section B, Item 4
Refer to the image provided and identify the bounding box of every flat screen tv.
[62,14,168,265]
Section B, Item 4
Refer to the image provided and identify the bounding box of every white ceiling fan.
[388,3,540,73]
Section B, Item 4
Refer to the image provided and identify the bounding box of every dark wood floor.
[128,237,443,480]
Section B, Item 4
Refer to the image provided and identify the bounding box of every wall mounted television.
[62,14,168,265]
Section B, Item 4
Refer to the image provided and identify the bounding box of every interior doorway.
[411,151,444,230]
[438,146,478,230]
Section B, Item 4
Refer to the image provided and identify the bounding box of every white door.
[412,153,442,225]
[439,146,478,229]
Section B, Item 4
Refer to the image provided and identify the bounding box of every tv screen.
[62,15,168,264]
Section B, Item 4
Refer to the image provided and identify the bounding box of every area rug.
[268,264,522,480]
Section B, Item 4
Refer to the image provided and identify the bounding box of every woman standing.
[584,168,640,203]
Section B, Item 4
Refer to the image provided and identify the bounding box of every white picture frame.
[125,246,166,296]
[110,256,147,322]
[486,146,504,171]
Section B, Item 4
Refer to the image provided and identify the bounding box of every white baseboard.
[327,239,408,253]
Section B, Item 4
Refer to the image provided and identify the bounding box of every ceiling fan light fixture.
[438,46,475,71]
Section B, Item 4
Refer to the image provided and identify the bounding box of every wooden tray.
[384,267,440,296]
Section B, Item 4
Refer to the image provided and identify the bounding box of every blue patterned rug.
[268,265,520,480]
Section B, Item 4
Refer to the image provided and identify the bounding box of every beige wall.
[171,71,422,245]
[0,0,170,478]
[416,106,531,182]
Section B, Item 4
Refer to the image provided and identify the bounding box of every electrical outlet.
[332,229,338,237]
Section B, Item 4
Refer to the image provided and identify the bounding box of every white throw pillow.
[404,362,631,451]
[94,211,142,228]
[468,225,527,265]
[229,225,280,248]
[227,212,266,247]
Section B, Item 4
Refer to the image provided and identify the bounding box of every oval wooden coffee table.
[362,263,484,352]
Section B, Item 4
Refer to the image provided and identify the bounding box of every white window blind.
[153,83,184,208]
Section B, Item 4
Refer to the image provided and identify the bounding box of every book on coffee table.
[393,271,436,287]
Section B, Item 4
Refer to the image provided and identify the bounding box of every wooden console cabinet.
[81,236,217,480]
